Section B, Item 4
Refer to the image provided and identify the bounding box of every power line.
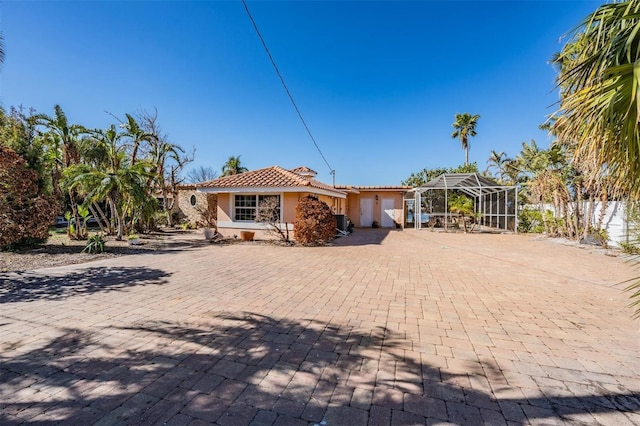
[241,0,334,177]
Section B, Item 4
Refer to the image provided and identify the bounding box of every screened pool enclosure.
[404,173,518,232]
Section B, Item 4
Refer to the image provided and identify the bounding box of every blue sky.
[1,1,601,185]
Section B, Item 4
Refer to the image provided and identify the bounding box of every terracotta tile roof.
[176,184,197,190]
[197,166,345,195]
[291,166,317,175]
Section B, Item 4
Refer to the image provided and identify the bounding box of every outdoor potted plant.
[197,206,218,240]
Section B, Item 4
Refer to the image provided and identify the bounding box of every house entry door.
[360,198,374,227]
[381,198,395,228]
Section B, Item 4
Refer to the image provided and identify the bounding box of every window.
[190,194,197,206]
[234,194,280,221]
[234,195,257,221]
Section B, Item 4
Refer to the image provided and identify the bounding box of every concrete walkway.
[0,230,639,425]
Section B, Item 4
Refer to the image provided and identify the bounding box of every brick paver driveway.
[1,230,639,425]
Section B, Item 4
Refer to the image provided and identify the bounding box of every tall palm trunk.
[131,141,140,166]
[596,190,609,232]
[573,180,582,239]
[89,202,110,234]
[464,142,469,166]
[107,196,118,237]
[68,189,82,239]
[117,211,126,241]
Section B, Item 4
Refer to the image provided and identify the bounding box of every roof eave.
[197,186,347,199]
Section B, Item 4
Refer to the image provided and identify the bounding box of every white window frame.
[233,193,282,223]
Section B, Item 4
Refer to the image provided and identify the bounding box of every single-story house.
[194,166,347,239]
[336,185,412,228]
[174,165,410,239]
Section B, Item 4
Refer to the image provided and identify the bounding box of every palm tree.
[448,193,476,233]
[451,113,480,166]
[69,125,152,240]
[221,155,248,176]
[486,150,510,183]
[36,105,86,169]
[552,1,640,199]
[122,113,152,165]
[0,32,5,67]
[36,105,87,238]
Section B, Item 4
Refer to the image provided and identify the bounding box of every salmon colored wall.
[317,195,345,215]
[347,191,405,228]
[216,227,290,241]
[215,192,346,239]
[217,193,231,222]
[282,193,299,223]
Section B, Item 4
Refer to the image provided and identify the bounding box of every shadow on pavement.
[0,312,638,424]
[0,267,171,304]
[332,228,395,246]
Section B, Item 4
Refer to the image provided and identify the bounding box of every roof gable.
[197,166,345,197]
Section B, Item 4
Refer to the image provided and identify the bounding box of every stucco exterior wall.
[217,193,232,223]
[215,226,294,241]
[317,194,345,215]
[347,190,405,228]
[282,193,299,223]
[214,191,345,240]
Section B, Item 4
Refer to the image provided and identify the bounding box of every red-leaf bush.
[294,196,335,245]
[0,146,58,249]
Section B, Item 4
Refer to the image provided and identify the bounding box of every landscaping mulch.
[0,229,189,273]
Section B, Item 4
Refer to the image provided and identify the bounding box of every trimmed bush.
[294,196,335,245]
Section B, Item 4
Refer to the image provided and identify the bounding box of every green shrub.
[589,228,609,248]
[518,208,543,233]
[620,242,640,255]
[83,234,106,254]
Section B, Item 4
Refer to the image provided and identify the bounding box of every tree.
[0,107,52,194]
[486,150,511,184]
[448,193,476,233]
[122,113,152,165]
[552,1,640,199]
[451,113,480,166]
[36,105,85,174]
[221,155,248,176]
[68,125,153,240]
[402,167,449,187]
[402,163,478,187]
[186,165,218,183]
[35,105,87,238]
[0,32,5,66]
[0,146,58,249]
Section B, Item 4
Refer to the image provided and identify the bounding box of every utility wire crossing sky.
[1,1,603,185]
[242,0,334,177]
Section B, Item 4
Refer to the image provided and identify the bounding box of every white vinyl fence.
[587,201,628,247]
[531,201,631,248]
